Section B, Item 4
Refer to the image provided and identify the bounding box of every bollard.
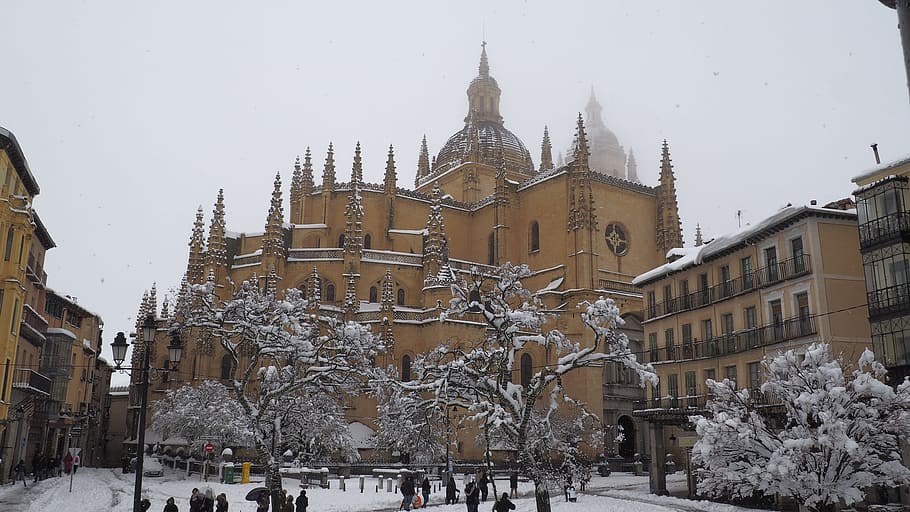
[387,478,393,492]
[378,475,384,491]
[241,462,251,484]
[360,476,365,493]
[186,460,191,478]
[340,476,345,491]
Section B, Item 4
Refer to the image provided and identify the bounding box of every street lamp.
[111,314,182,512]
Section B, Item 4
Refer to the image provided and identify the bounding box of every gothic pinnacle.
[384,144,397,194]
[540,125,554,172]
[352,141,363,185]
[323,142,336,191]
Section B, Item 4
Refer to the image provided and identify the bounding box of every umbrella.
[245,487,270,502]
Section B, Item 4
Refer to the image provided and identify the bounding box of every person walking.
[445,474,458,504]
[31,452,41,482]
[255,493,269,512]
[465,480,480,512]
[420,476,431,507]
[492,493,516,512]
[295,490,308,512]
[14,459,27,487]
[509,470,518,498]
[202,488,215,512]
[189,488,204,512]
[215,493,228,512]
[400,474,416,511]
[478,471,489,502]
[284,494,295,512]
[163,497,179,512]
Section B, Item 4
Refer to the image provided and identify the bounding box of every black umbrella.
[245,487,270,502]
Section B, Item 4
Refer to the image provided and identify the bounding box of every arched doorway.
[617,416,635,458]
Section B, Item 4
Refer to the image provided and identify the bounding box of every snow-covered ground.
[0,468,758,512]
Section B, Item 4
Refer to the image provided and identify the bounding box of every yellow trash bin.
[241,462,251,484]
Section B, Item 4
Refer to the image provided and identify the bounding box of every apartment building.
[632,203,872,495]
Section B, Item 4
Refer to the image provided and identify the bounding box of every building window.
[744,306,758,347]
[720,265,732,297]
[648,332,659,363]
[4,227,13,262]
[401,355,411,381]
[663,285,673,313]
[369,286,378,303]
[769,299,783,340]
[647,290,656,318]
[722,313,734,353]
[529,221,540,252]
[520,353,532,387]
[668,373,679,407]
[680,280,690,309]
[682,323,693,358]
[699,273,709,304]
[871,316,910,367]
[665,328,675,359]
[221,354,233,380]
[791,237,805,273]
[338,234,345,248]
[364,234,372,250]
[748,361,761,392]
[651,381,661,407]
[685,370,697,407]
[11,298,19,335]
[741,256,754,290]
[397,288,405,306]
[1,359,8,401]
[468,289,481,312]
[704,368,716,385]
[488,233,495,266]
[765,246,779,282]
[325,284,336,302]
[796,292,810,335]
[725,365,737,387]
[703,319,715,355]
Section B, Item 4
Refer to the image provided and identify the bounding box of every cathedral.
[136,45,683,462]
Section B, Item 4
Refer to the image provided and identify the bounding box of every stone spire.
[694,223,704,247]
[343,273,359,317]
[416,135,430,185]
[539,125,554,172]
[585,87,606,131]
[626,148,639,183]
[344,144,364,255]
[186,206,206,285]
[290,149,315,224]
[160,295,169,320]
[568,114,596,231]
[423,182,452,286]
[656,140,684,253]
[384,145,397,195]
[322,142,336,192]
[379,268,395,351]
[466,42,503,124]
[305,266,321,316]
[261,172,286,259]
[265,264,279,298]
[301,147,314,195]
[205,189,227,272]
[290,155,303,214]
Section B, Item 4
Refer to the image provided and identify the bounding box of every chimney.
[810,200,817,206]
[872,143,881,165]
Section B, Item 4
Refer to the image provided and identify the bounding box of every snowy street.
[0,469,758,512]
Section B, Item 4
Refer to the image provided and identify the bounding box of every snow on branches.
[151,380,253,452]
[691,343,910,512]
[373,385,446,464]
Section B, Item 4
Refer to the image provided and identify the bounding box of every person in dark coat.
[400,475,416,511]
[445,475,458,504]
[163,497,179,512]
[14,459,27,487]
[465,481,480,512]
[509,470,518,498]
[189,488,204,512]
[492,493,516,512]
[295,490,308,512]
[201,488,215,512]
[478,471,489,502]
[420,476,431,507]
[255,493,269,512]
[31,452,41,482]
[215,493,228,512]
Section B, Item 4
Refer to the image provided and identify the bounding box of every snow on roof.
[82,339,96,353]
[388,228,427,235]
[852,152,910,184]
[633,205,856,287]
[537,276,564,293]
[47,327,77,339]
[348,421,375,449]
[293,223,329,229]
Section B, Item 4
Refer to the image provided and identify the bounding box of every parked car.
[143,457,164,477]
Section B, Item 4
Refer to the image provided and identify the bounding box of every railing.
[646,315,816,363]
[633,394,709,413]
[645,254,812,320]
[361,250,423,266]
[20,305,48,344]
[598,278,640,295]
[868,282,910,318]
[448,259,497,275]
[287,248,344,261]
[232,253,262,267]
[858,212,910,249]
[11,368,51,396]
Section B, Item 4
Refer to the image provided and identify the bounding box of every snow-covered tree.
[279,393,358,464]
[691,343,910,512]
[182,278,382,512]
[409,263,655,512]
[150,380,253,452]
[373,385,446,464]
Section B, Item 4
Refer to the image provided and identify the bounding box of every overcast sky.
[2,1,909,377]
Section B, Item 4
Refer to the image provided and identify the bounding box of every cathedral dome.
[431,44,534,176]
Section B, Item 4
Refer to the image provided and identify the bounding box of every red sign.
[204,442,215,454]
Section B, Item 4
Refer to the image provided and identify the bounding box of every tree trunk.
[534,480,551,512]
[256,443,284,512]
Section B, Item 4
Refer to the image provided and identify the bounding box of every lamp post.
[111,315,182,512]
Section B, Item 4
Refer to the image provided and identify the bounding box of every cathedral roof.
[430,44,534,178]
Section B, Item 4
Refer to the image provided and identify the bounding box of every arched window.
[364,234,372,250]
[338,234,346,248]
[220,354,233,380]
[161,358,170,383]
[520,353,532,387]
[4,226,13,262]
[401,355,412,381]
[468,290,482,313]
[529,221,540,252]
[487,233,495,265]
[397,288,405,306]
[326,284,336,302]
[369,286,378,303]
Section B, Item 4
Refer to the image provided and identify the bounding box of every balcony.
[858,212,910,250]
[646,315,817,363]
[867,282,910,319]
[633,390,783,418]
[20,304,48,345]
[11,368,51,396]
[644,254,812,320]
